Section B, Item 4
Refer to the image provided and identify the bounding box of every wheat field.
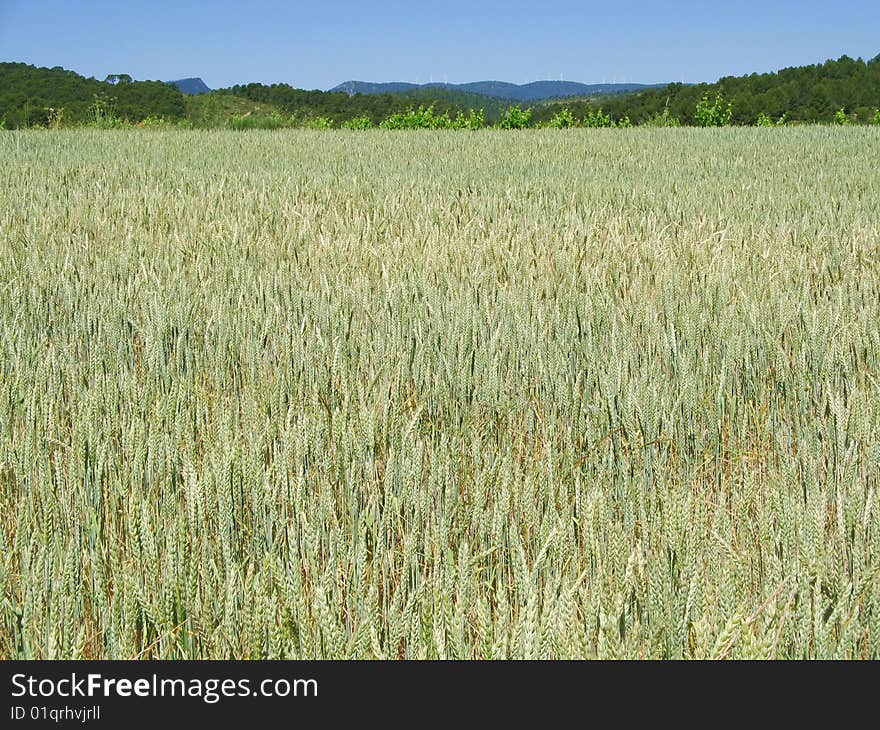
[1,128,878,659]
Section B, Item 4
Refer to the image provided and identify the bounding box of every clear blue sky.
[1,0,878,90]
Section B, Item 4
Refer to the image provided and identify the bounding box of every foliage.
[379,105,450,129]
[5,58,880,130]
[303,116,334,130]
[873,109,880,126]
[342,116,373,130]
[548,107,576,128]
[531,54,880,126]
[695,93,733,127]
[87,93,132,129]
[452,109,485,130]
[582,108,613,128]
[138,115,194,130]
[228,111,298,130]
[0,62,185,128]
[395,87,508,123]
[184,93,277,128]
[834,107,851,125]
[498,105,531,129]
[45,107,64,129]
[220,81,468,126]
[756,112,786,127]
[642,106,682,127]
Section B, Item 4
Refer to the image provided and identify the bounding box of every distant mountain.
[333,81,421,95]
[170,78,211,95]
[331,80,667,101]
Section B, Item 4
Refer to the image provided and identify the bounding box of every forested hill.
[535,54,880,125]
[0,62,186,127]
[2,54,879,129]
[0,63,498,127]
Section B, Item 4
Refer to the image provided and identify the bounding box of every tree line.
[2,55,879,130]
[533,54,880,126]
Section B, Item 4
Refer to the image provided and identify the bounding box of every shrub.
[228,112,296,130]
[140,116,192,130]
[695,93,733,127]
[452,109,485,130]
[834,108,850,125]
[304,116,334,130]
[380,106,444,130]
[343,116,373,130]
[88,93,131,129]
[614,116,633,128]
[498,105,531,130]
[548,108,576,129]
[429,112,454,129]
[643,107,681,127]
[872,109,879,126]
[582,108,613,128]
[756,112,786,127]
[46,107,65,129]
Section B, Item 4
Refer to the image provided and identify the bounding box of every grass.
[0,127,878,659]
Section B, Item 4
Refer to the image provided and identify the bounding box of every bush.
[45,107,65,129]
[430,111,454,129]
[582,108,613,128]
[695,93,733,127]
[228,112,296,130]
[87,93,131,129]
[452,109,485,130]
[138,115,192,130]
[498,106,531,130]
[139,115,169,129]
[833,107,850,125]
[756,112,785,127]
[873,109,880,126]
[643,107,681,127]
[548,108,576,129]
[342,116,373,130]
[304,116,334,130]
[380,106,445,130]
[614,116,633,128]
